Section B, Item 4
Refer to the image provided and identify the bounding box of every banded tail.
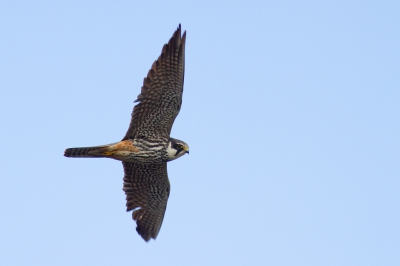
[64,143,117,158]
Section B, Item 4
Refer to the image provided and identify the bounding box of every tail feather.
[64,143,116,158]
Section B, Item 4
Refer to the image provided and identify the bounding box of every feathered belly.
[109,139,168,163]
[113,150,166,163]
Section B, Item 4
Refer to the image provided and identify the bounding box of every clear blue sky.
[1,1,399,265]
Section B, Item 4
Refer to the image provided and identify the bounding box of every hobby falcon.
[64,25,188,242]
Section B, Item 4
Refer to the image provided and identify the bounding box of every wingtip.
[136,225,154,242]
[176,23,186,39]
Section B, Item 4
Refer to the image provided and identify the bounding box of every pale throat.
[166,141,185,161]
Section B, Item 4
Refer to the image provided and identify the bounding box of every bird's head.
[167,138,189,161]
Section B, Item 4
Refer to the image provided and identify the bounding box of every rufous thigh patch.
[113,140,140,153]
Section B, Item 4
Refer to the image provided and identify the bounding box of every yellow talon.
[102,151,116,156]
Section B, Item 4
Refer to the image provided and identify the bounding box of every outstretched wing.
[122,25,186,140]
[122,162,170,241]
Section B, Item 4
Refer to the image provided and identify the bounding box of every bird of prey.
[64,25,188,242]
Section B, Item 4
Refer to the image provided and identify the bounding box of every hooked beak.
[184,145,189,154]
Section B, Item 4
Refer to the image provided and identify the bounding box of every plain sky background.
[1,1,399,265]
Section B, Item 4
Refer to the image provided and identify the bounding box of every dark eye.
[176,144,183,150]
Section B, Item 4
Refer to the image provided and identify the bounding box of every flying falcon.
[64,25,188,242]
